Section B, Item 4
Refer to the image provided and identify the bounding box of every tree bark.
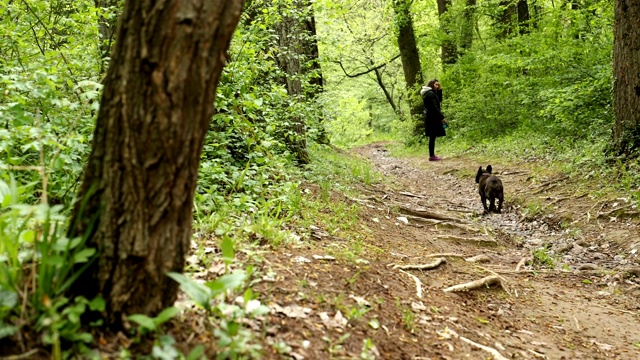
[274,0,312,164]
[460,0,477,52]
[517,0,530,35]
[612,0,640,156]
[436,0,457,65]
[497,0,517,39]
[392,0,423,119]
[68,0,245,327]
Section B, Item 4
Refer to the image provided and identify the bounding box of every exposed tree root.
[515,257,532,271]
[398,191,427,199]
[438,222,483,233]
[443,275,505,293]
[532,183,558,195]
[465,254,491,263]
[425,253,467,259]
[598,204,637,218]
[435,235,497,246]
[393,257,446,270]
[398,269,423,298]
[447,328,509,360]
[397,205,471,224]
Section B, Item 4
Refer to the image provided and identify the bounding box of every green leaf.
[167,272,212,310]
[221,236,234,265]
[128,314,156,331]
[205,271,247,296]
[89,296,106,311]
[186,345,205,360]
[0,290,18,309]
[72,248,96,263]
[154,306,180,326]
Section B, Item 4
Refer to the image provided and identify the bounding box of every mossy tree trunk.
[68,0,245,327]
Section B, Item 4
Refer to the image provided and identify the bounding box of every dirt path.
[255,142,640,359]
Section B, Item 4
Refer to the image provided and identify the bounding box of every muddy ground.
[250,142,640,360]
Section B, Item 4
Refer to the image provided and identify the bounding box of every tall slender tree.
[95,0,120,74]
[68,0,245,327]
[612,0,640,155]
[392,0,423,119]
[517,0,530,35]
[460,0,477,52]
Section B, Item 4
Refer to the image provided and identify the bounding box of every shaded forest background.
[0,0,638,358]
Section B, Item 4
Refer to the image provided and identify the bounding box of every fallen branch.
[393,257,446,270]
[443,275,504,293]
[448,328,509,360]
[398,269,423,298]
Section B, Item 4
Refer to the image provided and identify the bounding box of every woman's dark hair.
[427,79,439,88]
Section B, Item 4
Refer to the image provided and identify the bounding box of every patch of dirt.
[254,142,640,359]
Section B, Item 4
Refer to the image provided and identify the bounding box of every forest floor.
[246,141,640,360]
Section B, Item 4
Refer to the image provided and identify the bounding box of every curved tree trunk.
[612,0,640,156]
[68,0,244,327]
[392,0,423,119]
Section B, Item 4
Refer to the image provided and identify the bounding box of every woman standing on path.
[420,79,447,161]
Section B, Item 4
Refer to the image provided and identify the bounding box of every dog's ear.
[476,167,483,183]
[486,165,492,174]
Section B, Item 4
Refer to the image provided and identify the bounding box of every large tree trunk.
[497,0,517,39]
[612,0,640,156]
[68,0,244,327]
[392,0,423,119]
[436,0,457,65]
[274,0,312,164]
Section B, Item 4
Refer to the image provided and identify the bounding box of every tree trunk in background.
[497,0,517,39]
[612,0,640,156]
[436,0,457,65]
[302,6,330,145]
[95,0,120,74]
[274,0,312,164]
[68,0,244,327]
[517,0,530,35]
[460,0,477,53]
[392,0,423,120]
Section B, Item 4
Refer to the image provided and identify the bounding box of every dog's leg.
[497,195,503,214]
[489,197,496,212]
[481,194,489,213]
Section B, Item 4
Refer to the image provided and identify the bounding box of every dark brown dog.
[475,165,504,213]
